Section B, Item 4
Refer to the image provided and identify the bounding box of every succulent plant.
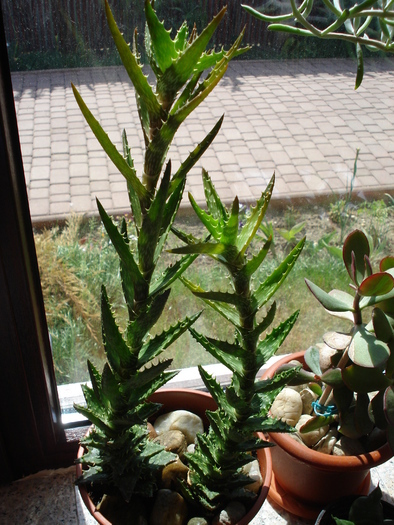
[332,485,394,525]
[170,171,305,512]
[74,0,247,502]
[291,230,394,452]
[243,0,394,88]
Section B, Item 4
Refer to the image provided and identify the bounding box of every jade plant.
[73,0,247,502]
[243,0,394,88]
[170,171,305,512]
[288,230,394,452]
[332,485,394,525]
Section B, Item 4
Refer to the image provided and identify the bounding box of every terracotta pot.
[262,352,393,520]
[77,388,273,525]
[315,494,394,524]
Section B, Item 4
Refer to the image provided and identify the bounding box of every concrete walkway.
[11,57,394,224]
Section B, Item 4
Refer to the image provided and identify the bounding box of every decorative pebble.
[300,387,318,415]
[314,428,338,454]
[317,342,340,373]
[147,422,157,439]
[154,410,204,444]
[243,459,263,493]
[161,458,189,489]
[150,489,188,525]
[296,414,329,447]
[97,494,148,524]
[187,443,196,454]
[270,387,303,426]
[212,501,246,525]
[333,436,366,456]
[153,430,188,460]
[187,518,209,525]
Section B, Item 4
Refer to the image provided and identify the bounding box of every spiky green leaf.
[97,200,148,298]
[170,117,224,194]
[221,197,239,246]
[253,238,305,309]
[236,175,274,256]
[180,278,241,327]
[144,0,178,72]
[101,286,136,375]
[256,311,299,367]
[244,237,272,277]
[105,0,163,121]
[202,167,228,221]
[157,7,227,100]
[137,312,200,366]
[189,328,244,375]
[72,84,148,204]
[126,289,171,350]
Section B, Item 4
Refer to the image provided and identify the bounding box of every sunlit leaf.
[358,272,394,297]
[348,326,390,368]
[342,364,391,393]
[304,346,322,375]
[342,229,369,285]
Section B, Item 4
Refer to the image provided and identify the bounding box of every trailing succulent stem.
[243,0,394,88]
[171,172,305,512]
[74,0,246,501]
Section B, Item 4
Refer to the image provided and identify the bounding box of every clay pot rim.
[263,351,393,471]
[76,387,273,525]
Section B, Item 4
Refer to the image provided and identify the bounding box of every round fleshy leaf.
[338,407,363,439]
[342,364,391,394]
[323,331,352,351]
[358,272,394,297]
[372,307,394,343]
[348,326,390,368]
[343,230,370,285]
[321,368,344,388]
[381,256,394,272]
[369,390,388,430]
[304,346,322,375]
[305,281,354,314]
[384,386,394,426]
[354,392,374,436]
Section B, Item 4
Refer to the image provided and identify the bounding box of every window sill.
[58,355,286,426]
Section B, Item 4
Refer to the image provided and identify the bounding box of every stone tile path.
[11,57,394,224]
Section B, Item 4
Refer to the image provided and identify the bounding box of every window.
[1,0,392,482]
[0,7,79,482]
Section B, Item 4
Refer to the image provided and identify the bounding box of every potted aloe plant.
[73,1,303,524]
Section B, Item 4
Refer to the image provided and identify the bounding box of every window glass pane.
[4,1,393,421]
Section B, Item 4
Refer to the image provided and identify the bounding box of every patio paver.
[10,57,394,224]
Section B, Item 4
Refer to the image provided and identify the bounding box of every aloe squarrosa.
[74,0,303,518]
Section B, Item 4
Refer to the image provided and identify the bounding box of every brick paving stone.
[10,59,394,222]
[29,198,50,216]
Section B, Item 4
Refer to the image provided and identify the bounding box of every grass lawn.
[34,196,394,385]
